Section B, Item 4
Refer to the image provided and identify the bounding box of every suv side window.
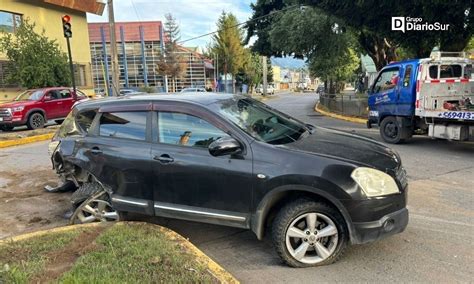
[373,67,399,93]
[76,109,97,133]
[59,89,72,99]
[158,112,229,148]
[99,112,147,141]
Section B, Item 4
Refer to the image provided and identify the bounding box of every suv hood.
[0,100,37,108]
[283,127,400,170]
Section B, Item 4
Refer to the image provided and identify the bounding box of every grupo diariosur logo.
[391,17,449,33]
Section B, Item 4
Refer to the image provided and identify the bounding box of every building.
[88,21,214,94]
[0,0,104,101]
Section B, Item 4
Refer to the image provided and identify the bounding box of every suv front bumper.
[351,207,408,244]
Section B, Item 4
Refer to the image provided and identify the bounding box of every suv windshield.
[15,90,44,101]
[211,97,308,145]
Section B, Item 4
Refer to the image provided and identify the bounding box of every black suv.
[50,93,408,267]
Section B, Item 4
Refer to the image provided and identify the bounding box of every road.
[0,92,473,282]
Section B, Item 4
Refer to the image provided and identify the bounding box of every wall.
[0,0,94,101]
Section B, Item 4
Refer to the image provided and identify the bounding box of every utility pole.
[108,0,120,96]
[262,56,268,96]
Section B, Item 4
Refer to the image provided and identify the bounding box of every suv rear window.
[99,112,147,140]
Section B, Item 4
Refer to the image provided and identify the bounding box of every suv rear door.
[151,103,254,227]
[83,104,155,215]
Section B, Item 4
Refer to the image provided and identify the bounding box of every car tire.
[272,199,348,268]
[0,125,14,131]
[71,182,103,206]
[27,112,45,130]
[380,116,407,144]
[55,119,64,125]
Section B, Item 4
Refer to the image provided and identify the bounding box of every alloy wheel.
[285,212,339,264]
[71,192,119,224]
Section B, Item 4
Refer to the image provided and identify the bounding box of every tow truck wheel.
[380,116,404,144]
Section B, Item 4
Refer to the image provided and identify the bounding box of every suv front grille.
[0,108,11,118]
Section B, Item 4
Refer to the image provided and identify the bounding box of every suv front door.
[151,106,254,227]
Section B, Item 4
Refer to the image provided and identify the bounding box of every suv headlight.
[48,141,60,157]
[12,106,25,112]
[351,167,399,197]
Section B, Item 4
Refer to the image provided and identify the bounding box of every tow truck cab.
[367,51,474,143]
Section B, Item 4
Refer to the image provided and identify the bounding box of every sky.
[87,0,255,48]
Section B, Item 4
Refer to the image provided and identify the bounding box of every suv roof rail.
[429,51,468,60]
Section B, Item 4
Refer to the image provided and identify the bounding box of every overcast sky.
[87,0,255,48]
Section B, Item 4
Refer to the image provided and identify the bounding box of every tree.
[0,19,71,88]
[265,6,359,93]
[211,12,246,93]
[157,13,187,92]
[248,0,474,70]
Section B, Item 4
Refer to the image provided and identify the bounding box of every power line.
[178,4,300,44]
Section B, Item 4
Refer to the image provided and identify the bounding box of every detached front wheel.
[70,182,120,224]
[272,199,348,267]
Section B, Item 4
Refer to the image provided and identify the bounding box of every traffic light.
[62,15,72,38]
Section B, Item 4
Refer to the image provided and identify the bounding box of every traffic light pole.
[65,36,76,96]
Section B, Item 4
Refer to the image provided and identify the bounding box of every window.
[429,65,438,79]
[429,64,463,79]
[158,112,228,148]
[0,11,22,33]
[439,65,462,78]
[59,90,72,99]
[373,68,399,93]
[0,61,17,88]
[74,64,87,87]
[100,112,147,140]
[76,110,97,133]
[402,65,412,87]
[465,64,473,79]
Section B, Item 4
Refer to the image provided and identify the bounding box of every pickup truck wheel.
[27,112,45,130]
[380,116,404,144]
[272,199,348,267]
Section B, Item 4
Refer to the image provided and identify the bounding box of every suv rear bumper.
[351,207,408,244]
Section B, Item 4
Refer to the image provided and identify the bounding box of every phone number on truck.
[438,111,474,120]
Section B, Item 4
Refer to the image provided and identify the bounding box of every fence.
[319,93,368,118]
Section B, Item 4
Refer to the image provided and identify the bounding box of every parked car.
[50,93,408,267]
[119,89,145,96]
[256,84,275,95]
[0,87,88,131]
[181,87,207,93]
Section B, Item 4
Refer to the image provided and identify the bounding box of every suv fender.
[250,184,355,242]
[26,108,47,121]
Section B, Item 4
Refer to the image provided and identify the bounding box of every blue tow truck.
[367,51,474,143]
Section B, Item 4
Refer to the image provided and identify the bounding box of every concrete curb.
[0,133,54,148]
[0,222,239,284]
[315,103,366,124]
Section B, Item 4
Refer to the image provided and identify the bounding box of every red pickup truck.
[0,87,88,131]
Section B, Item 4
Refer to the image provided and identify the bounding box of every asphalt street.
[0,92,473,283]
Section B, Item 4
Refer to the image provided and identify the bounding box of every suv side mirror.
[209,137,242,157]
[43,94,52,101]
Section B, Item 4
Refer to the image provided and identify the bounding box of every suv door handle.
[90,147,102,154]
[154,154,174,164]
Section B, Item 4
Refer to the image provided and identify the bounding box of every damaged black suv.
[50,93,408,267]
